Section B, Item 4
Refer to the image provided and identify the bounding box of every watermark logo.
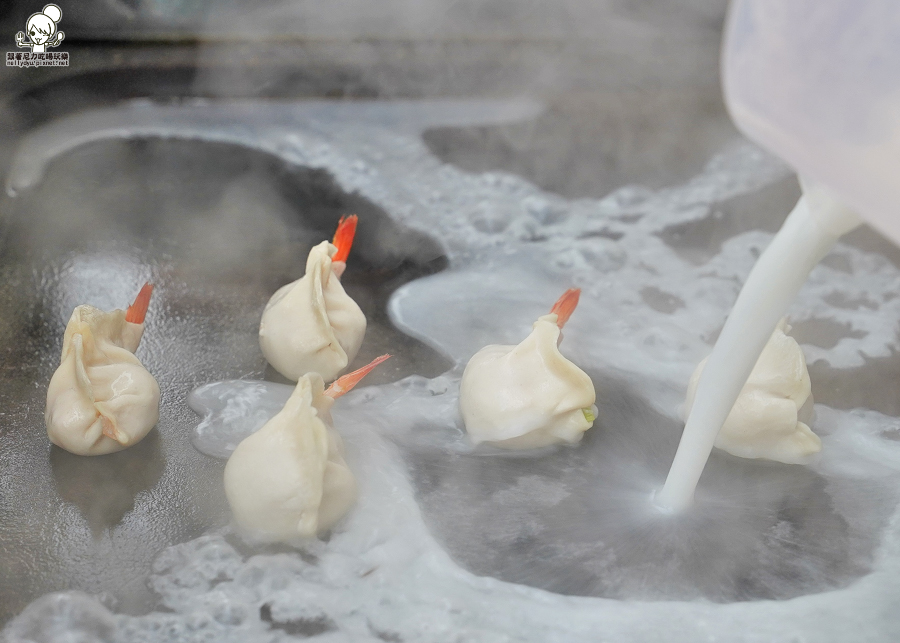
[7,4,68,67]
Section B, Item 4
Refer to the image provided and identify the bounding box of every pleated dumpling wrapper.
[684,318,819,464]
[259,215,366,382]
[460,289,597,449]
[45,283,160,456]
[224,355,390,542]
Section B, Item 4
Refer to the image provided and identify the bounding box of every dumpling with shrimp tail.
[684,318,820,464]
[460,289,597,449]
[224,355,390,542]
[45,283,160,456]
[259,215,366,382]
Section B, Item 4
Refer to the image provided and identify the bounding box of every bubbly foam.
[188,380,294,459]
[6,101,900,641]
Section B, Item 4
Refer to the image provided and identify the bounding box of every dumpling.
[684,318,819,464]
[224,354,390,542]
[223,375,353,541]
[459,289,597,449]
[259,215,366,382]
[45,283,160,456]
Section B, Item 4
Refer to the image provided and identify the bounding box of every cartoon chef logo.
[16,4,65,53]
[6,4,68,67]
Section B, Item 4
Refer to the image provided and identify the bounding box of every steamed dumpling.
[45,302,160,456]
[684,319,819,463]
[259,240,366,382]
[460,309,596,449]
[223,373,357,541]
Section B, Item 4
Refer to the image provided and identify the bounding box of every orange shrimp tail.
[331,214,358,264]
[101,415,127,445]
[325,354,391,399]
[550,288,581,328]
[125,282,154,324]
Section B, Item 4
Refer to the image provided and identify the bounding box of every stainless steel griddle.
[3,0,899,632]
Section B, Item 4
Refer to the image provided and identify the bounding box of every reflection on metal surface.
[0,133,450,623]
[50,431,165,538]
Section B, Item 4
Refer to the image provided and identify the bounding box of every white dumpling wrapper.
[223,373,357,542]
[459,313,597,449]
[259,241,366,382]
[45,305,160,456]
[684,319,820,464]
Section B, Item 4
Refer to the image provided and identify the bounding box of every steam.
[3,2,900,639]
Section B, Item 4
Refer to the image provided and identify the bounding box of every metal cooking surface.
[2,99,900,641]
[0,136,448,622]
[2,2,900,637]
[404,370,884,602]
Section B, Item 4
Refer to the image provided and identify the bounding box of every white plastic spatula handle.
[723,0,900,245]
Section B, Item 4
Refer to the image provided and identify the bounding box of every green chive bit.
[582,408,595,423]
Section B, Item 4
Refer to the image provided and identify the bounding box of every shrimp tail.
[550,288,581,328]
[101,415,128,445]
[325,354,391,399]
[125,282,154,324]
[331,214,358,264]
